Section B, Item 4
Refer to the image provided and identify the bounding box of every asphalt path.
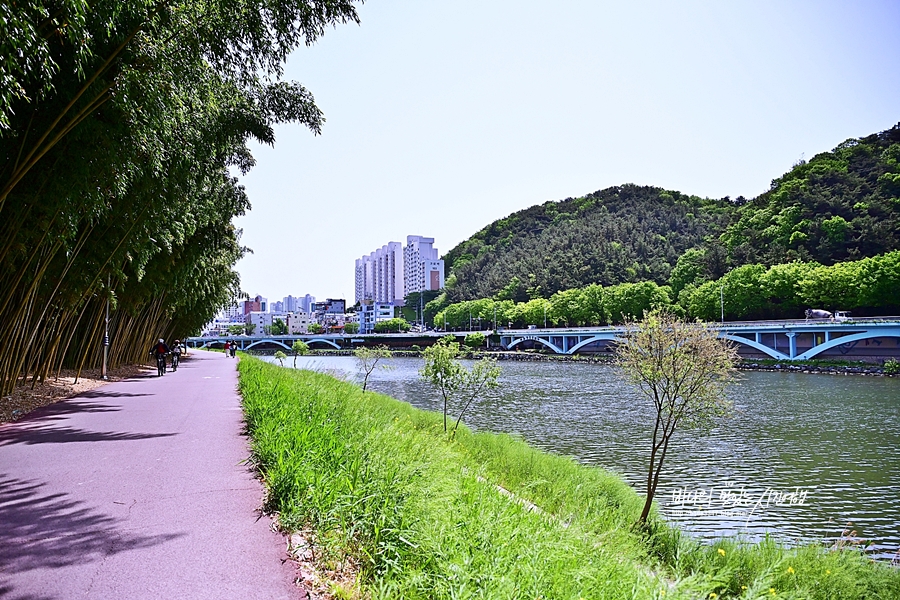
[0,351,303,599]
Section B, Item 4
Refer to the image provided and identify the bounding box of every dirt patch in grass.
[1,363,156,424]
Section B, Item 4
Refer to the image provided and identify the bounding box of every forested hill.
[721,124,900,266]
[444,186,731,302]
[444,123,900,302]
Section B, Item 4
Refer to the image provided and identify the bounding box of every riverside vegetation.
[238,356,900,599]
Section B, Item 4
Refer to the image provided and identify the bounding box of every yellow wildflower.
[787,566,795,574]
[826,569,831,575]
[709,593,717,599]
[718,548,726,557]
[770,588,776,595]
[741,586,748,590]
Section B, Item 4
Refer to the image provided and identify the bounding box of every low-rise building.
[358,302,395,334]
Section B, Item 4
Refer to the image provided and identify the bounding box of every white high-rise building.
[284,294,315,313]
[355,242,404,305]
[355,236,444,306]
[403,235,444,296]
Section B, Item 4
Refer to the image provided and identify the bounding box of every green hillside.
[722,124,900,265]
[444,123,900,302]
[444,186,731,302]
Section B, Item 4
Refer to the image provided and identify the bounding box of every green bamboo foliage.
[0,1,360,396]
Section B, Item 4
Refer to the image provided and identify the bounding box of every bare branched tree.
[615,310,739,525]
[354,346,392,392]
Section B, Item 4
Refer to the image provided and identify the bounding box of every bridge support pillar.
[755,332,761,344]
[825,331,831,343]
[786,332,797,359]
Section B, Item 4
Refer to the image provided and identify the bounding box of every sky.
[233,0,900,303]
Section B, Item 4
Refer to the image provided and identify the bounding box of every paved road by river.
[0,351,302,599]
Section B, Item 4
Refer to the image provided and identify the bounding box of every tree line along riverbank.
[238,356,900,599]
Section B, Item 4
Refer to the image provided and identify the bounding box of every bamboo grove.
[0,1,360,395]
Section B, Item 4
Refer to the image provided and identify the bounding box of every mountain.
[444,186,731,302]
[721,124,900,266]
[443,123,900,302]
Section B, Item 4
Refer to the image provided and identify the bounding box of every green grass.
[238,356,899,599]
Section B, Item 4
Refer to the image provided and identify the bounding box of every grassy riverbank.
[238,356,899,599]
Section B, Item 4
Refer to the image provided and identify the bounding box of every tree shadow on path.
[0,474,184,579]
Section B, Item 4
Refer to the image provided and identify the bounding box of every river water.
[267,355,900,560]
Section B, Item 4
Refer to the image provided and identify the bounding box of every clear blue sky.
[233,0,900,303]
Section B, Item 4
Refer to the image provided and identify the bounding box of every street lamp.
[101,274,110,380]
[720,285,725,324]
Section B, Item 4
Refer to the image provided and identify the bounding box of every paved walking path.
[0,351,303,599]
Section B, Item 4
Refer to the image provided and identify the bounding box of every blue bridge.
[188,318,900,361]
[498,319,900,361]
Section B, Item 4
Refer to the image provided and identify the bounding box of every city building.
[403,235,444,296]
[355,242,404,305]
[285,312,314,334]
[244,295,268,314]
[355,236,444,306]
[312,299,346,328]
[358,302,395,334]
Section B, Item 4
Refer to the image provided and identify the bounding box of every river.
[265,355,900,560]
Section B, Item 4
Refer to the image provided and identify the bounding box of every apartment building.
[403,235,445,296]
[355,242,404,305]
[358,302,395,334]
[355,235,444,306]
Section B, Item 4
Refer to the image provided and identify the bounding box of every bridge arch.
[719,334,791,361]
[303,338,341,350]
[567,334,619,355]
[244,339,292,351]
[505,336,564,354]
[795,329,900,360]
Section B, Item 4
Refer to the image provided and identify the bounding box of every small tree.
[615,310,739,526]
[354,346,392,392]
[227,324,244,336]
[344,321,360,334]
[291,340,310,368]
[307,323,324,334]
[421,338,501,436]
[464,331,486,349]
[244,323,257,336]
[273,350,287,367]
[374,318,411,333]
[271,318,288,335]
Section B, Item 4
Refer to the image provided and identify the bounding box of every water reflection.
[271,355,900,559]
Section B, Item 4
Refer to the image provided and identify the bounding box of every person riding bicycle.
[150,338,170,376]
[171,339,183,371]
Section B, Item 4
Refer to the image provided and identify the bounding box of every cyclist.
[150,338,170,376]
[171,339,183,371]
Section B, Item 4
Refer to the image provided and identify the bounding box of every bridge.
[498,319,900,361]
[188,318,900,361]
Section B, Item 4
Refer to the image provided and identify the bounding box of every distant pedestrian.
[224,340,231,357]
[229,341,237,358]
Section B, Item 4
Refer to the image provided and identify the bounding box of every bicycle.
[155,353,166,376]
[171,351,180,371]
